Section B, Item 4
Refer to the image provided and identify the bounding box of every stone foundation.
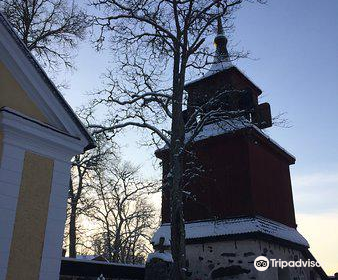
[176,239,323,280]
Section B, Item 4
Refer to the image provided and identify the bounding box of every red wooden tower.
[157,18,297,228]
[150,17,327,280]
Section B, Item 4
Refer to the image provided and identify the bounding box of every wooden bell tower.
[157,17,297,229]
[150,16,328,280]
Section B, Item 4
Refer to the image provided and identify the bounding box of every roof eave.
[185,66,263,96]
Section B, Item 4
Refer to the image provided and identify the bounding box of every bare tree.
[85,161,158,264]
[0,0,89,69]
[88,1,265,279]
[66,131,117,258]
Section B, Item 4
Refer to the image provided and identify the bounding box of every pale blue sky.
[62,0,338,274]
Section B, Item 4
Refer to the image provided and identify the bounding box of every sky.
[61,0,338,275]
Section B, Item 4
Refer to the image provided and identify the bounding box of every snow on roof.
[254,126,296,159]
[157,118,249,153]
[185,117,250,143]
[185,66,263,97]
[187,119,295,160]
[63,257,145,268]
[146,252,173,263]
[76,255,98,261]
[201,59,233,80]
[152,216,309,247]
[185,65,233,87]
[157,118,295,161]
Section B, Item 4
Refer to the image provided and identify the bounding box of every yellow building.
[0,12,95,280]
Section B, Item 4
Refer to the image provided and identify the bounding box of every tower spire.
[214,16,229,61]
[206,15,232,75]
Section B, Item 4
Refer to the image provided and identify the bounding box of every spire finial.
[202,13,232,77]
[217,16,224,36]
[214,16,229,62]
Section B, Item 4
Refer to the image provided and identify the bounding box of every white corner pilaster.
[38,159,71,280]
[0,142,25,279]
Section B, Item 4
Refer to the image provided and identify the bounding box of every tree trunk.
[68,178,77,258]
[112,232,120,262]
[69,201,77,258]
[105,220,113,261]
[170,49,187,280]
[170,152,186,280]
